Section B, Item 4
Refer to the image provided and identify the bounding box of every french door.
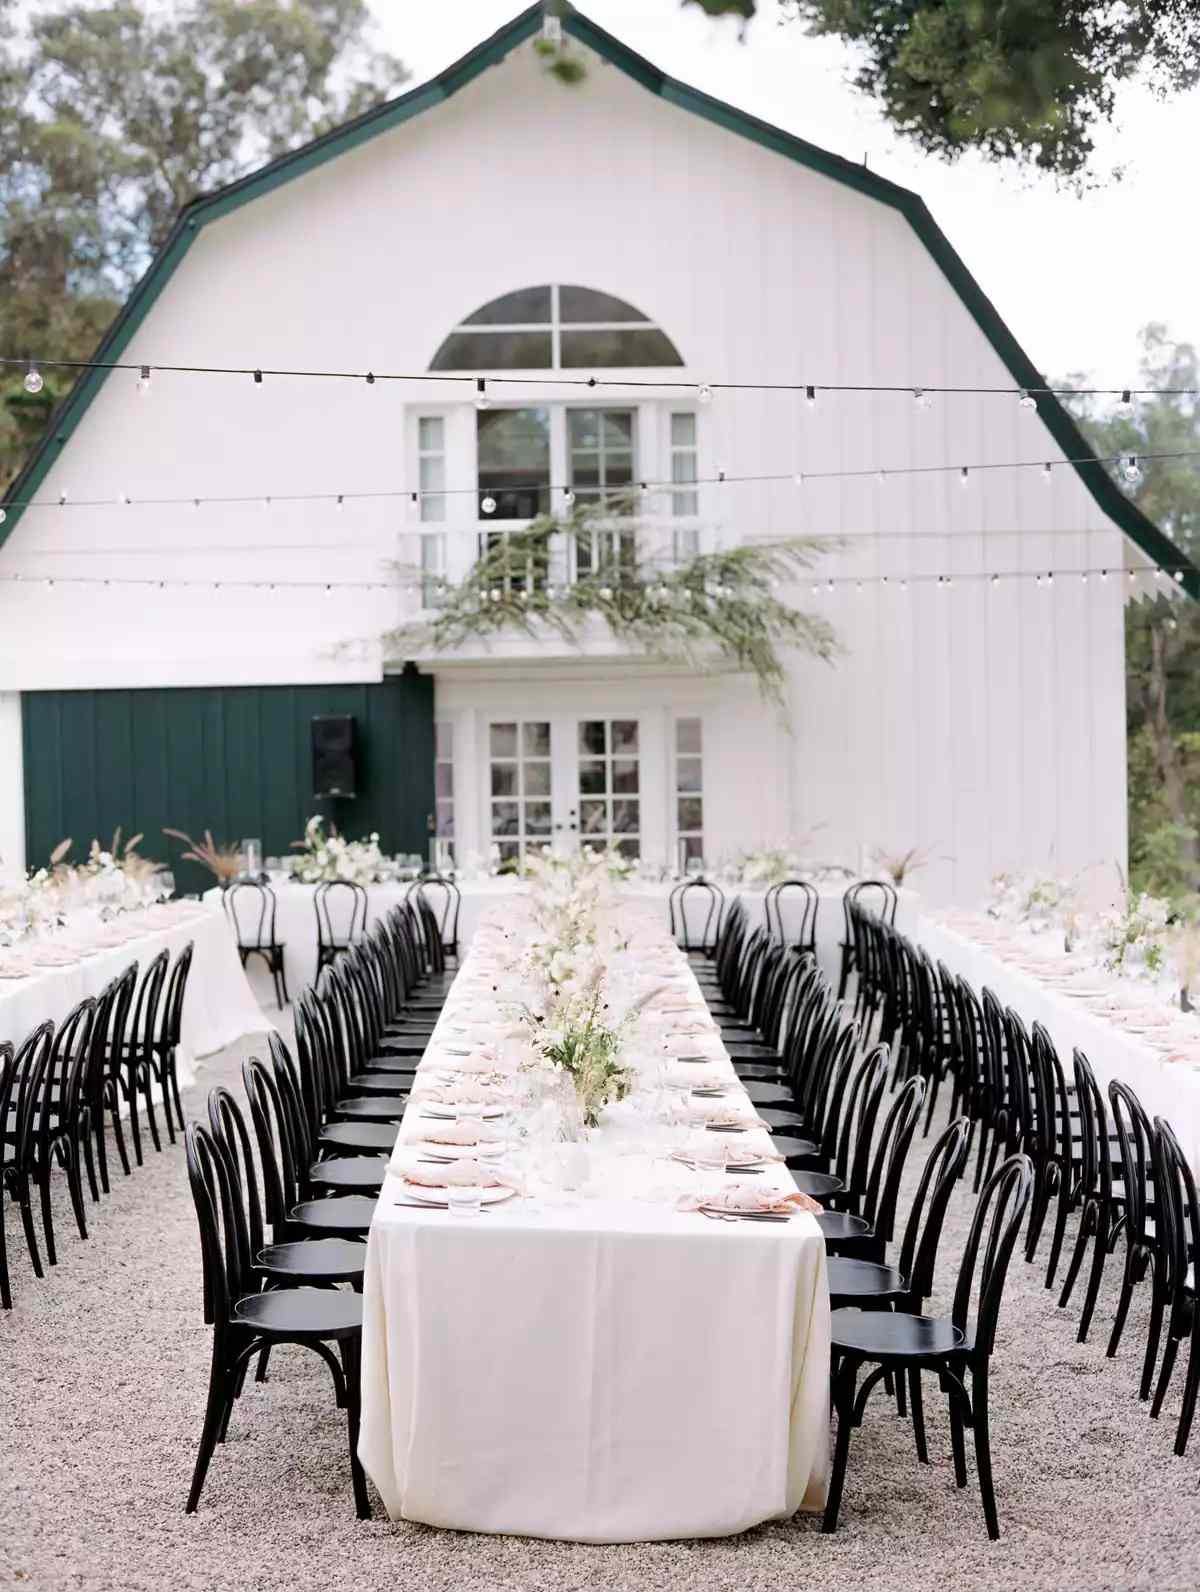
[483,715,649,866]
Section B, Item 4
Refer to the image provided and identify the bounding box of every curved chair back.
[765,878,819,957]
[314,879,368,963]
[896,1116,971,1306]
[668,878,725,954]
[10,1022,54,1169]
[242,1054,302,1230]
[415,875,462,960]
[859,1074,926,1246]
[185,1120,251,1326]
[1108,1079,1155,1250]
[952,1153,1034,1357]
[162,941,195,1049]
[207,1085,266,1268]
[225,880,278,950]
[44,998,96,1143]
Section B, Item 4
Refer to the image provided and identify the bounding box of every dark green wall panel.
[22,672,434,896]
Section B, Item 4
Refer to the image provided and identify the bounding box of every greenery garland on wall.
[384,508,839,702]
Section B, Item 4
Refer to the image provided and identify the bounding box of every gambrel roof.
[3,1,1194,594]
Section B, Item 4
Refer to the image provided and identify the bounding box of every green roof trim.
[3,1,1193,596]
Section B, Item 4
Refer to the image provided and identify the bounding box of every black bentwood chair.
[183,1122,370,1518]
[314,880,368,974]
[824,1153,1034,1541]
[226,880,289,1009]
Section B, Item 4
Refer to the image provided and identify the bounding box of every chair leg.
[1058,1199,1093,1309]
[186,1346,234,1514]
[0,1189,11,1309]
[1044,1171,1074,1290]
[1151,1333,1180,1420]
[140,1065,163,1154]
[971,1366,1000,1540]
[1077,1210,1111,1344]
[340,1338,372,1520]
[16,1180,43,1278]
[168,1054,185,1134]
[65,1148,89,1241]
[947,1378,969,1488]
[36,1161,57,1267]
[1139,1274,1167,1400]
[82,1129,100,1204]
[1106,1254,1137,1359]
[93,1114,111,1194]
[1175,1336,1200,1455]
[124,1069,144,1168]
[822,1354,860,1534]
[255,1345,272,1383]
[1024,1169,1054,1264]
[909,1368,929,1465]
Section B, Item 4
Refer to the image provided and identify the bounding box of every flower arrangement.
[739,846,807,886]
[162,827,243,884]
[287,815,387,885]
[527,987,635,1128]
[1097,891,1171,977]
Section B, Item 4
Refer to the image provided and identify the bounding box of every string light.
[1042,462,1053,483]
[137,365,151,396]
[912,388,929,410]
[1121,455,1144,486]
[805,385,818,409]
[475,377,490,411]
[1117,389,1133,415]
[253,369,263,385]
[365,371,376,386]
[1018,389,1036,410]
[697,384,713,404]
[7,444,1196,518]
[6,351,1200,403]
[481,496,497,515]
[959,467,970,489]
[23,361,43,395]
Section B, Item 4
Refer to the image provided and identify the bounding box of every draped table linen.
[918,915,1200,1170]
[0,903,269,1082]
[357,915,831,1542]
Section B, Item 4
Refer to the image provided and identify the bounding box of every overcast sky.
[369,0,1198,392]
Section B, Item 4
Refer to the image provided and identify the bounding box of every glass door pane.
[575,718,640,859]
[487,720,553,867]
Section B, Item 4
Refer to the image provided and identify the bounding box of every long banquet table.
[0,902,269,1079]
[358,904,831,1542]
[918,914,1200,1170]
[234,875,918,996]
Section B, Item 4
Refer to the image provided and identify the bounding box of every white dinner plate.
[394,1184,517,1208]
[419,1106,507,1121]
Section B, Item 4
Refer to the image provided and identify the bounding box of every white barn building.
[0,3,1192,902]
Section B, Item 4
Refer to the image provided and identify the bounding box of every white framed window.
[670,411,699,561]
[417,415,448,605]
[431,283,684,371]
[674,716,703,865]
[434,720,454,859]
[488,720,553,866]
[577,718,640,858]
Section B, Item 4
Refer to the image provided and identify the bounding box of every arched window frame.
[429,284,685,372]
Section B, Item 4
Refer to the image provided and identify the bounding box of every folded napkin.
[677,1185,823,1215]
[437,1046,513,1075]
[30,947,81,967]
[0,958,33,980]
[393,1157,521,1190]
[685,1098,769,1130]
[670,1065,728,1092]
[410,1078,513,1106]
[402,1118,507,1148]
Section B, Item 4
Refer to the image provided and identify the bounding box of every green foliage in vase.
[386,505,838,704]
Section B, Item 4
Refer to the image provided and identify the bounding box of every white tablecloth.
[357,912,831,1542]
[0,904,269,1084]
[918,916,1200,1169]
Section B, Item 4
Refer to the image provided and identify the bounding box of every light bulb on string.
[805,385,817,410]
[336,495,344,510]
[959,467,970,489]
[23,362,43,395]
[697,384,713,405]
[1081,572,1088,584]
[1121,455,1143,486]
[1042,462,1053,483]
[0,508,5,526]
[1018,389,1036,410]
[475,377,490,411]
[481,496,497,516]
[58,490,68,506]
[876,470,886,486]
[826,578,834,593]
[792,473,804,488]
[1117,389,1133,416]
[912,388,929,410]
[137,365,152,396]
[563,489,576,509]
[253,369,263,386]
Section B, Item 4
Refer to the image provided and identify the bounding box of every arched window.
[430,284,684,371]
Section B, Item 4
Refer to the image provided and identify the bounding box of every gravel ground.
[2,1019,1199,1592]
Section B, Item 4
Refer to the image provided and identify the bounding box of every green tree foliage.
[0,0,407,484]
[1068,325,1200,902]
[681,0,1200,181]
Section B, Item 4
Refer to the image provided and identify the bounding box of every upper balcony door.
[481,713,660,868]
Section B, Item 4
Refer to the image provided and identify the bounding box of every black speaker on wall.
[312,715,357,799]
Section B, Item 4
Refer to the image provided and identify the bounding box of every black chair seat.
[233,1285,362,1339]
[719,1027,762,1043]
[308,1156,387,1192]
[377,1037,431,1052]
[817,1209,872,1243]
[334,1097,407,1122]
[728,1045,780,1061]
[790,1169,843,1199]
[758,1107,808,1132]
[291,1195,377,1234]
[831,1306,966,1361]
[344,1076,412,1098]
[732,1061,785,1080]
[743,1081,796,1107]
[257,1237,367,1284]
[774,1133,821,1162]
[319,1121,398,1153]
[827,1256,906,1301]
[363,1058,421,1075]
